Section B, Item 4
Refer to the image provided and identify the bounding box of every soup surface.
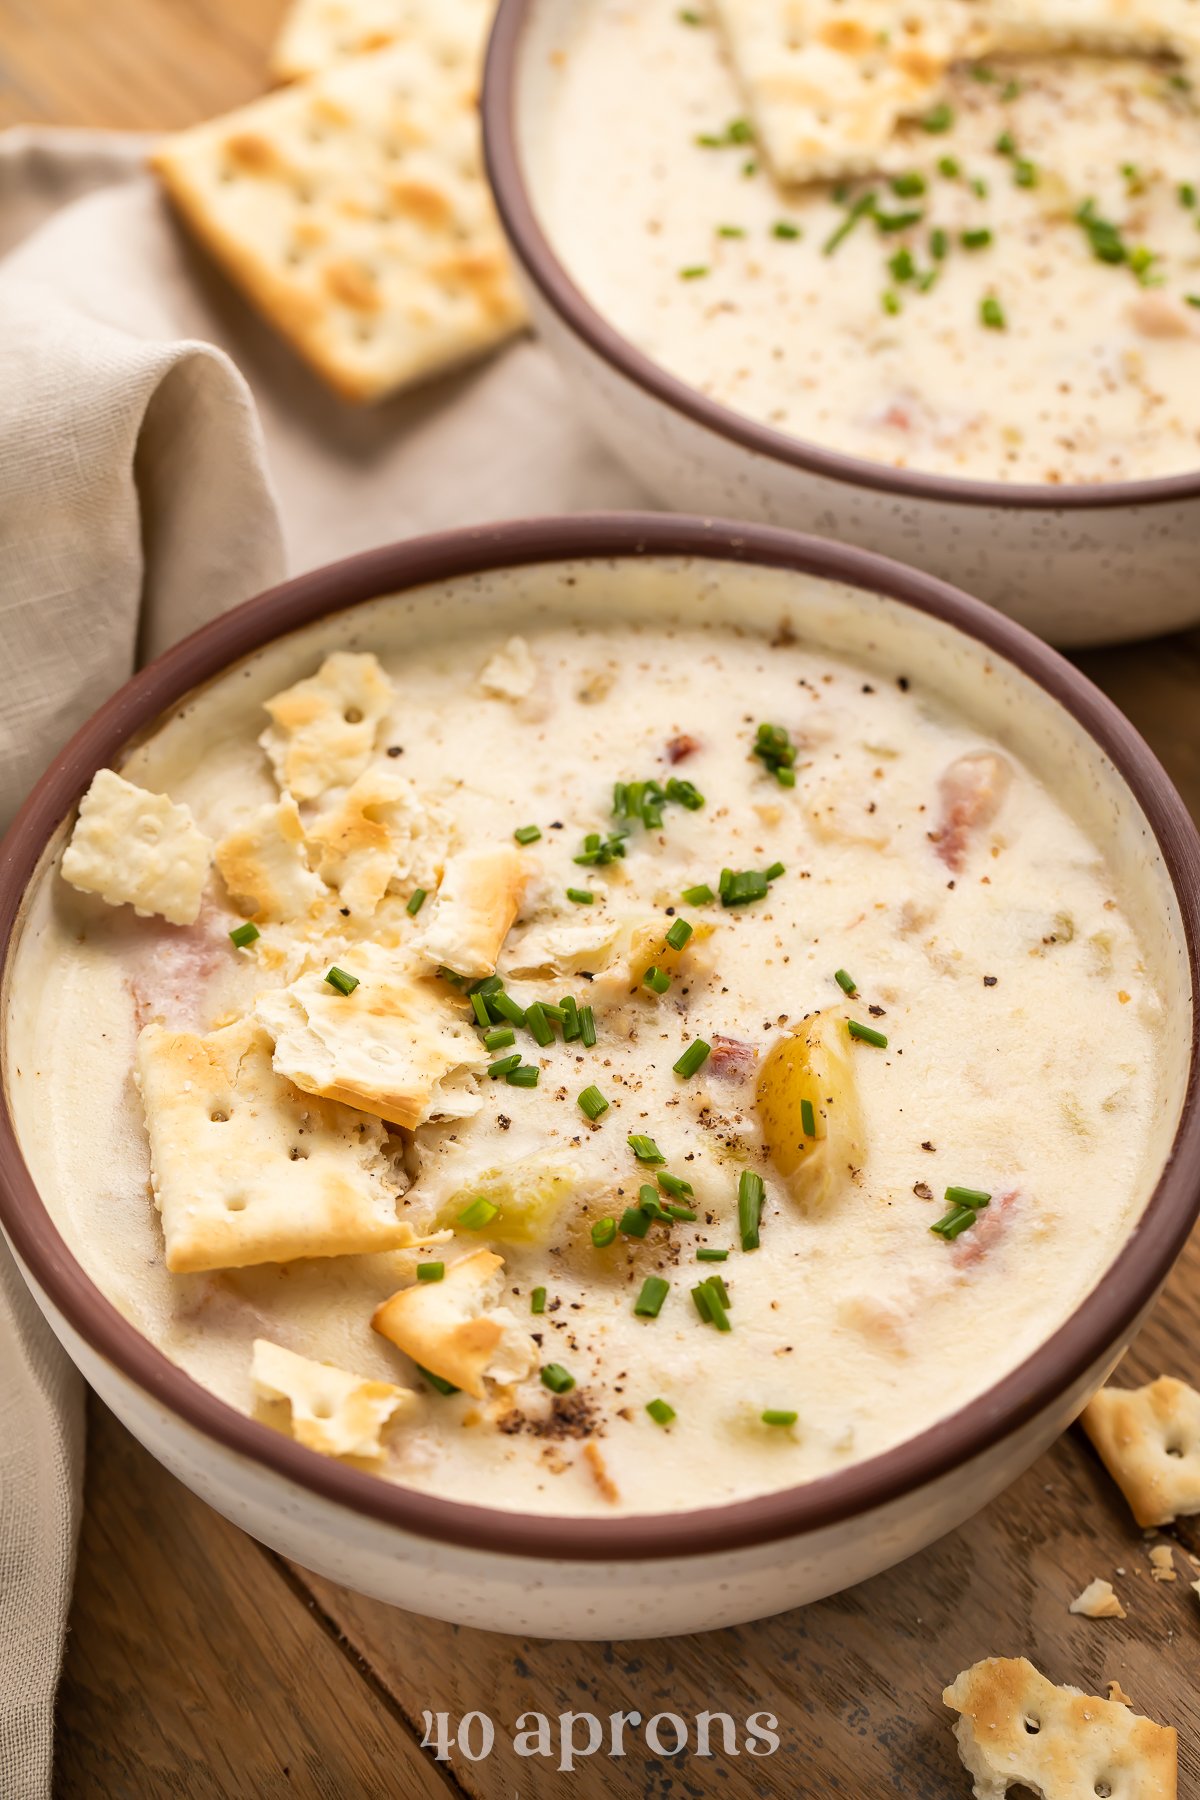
[530,0,1200,485]
[8,573,1173,1516]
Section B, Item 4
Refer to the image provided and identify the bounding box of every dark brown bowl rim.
[2,514,1198,1564]
[481,0,1200,514]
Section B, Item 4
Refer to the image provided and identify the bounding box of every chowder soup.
[524,0,1200,485]
[5,559,1185,1517]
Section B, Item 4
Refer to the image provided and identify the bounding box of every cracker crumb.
[1070,1577,1127,1619]
[1149,1545,1177,1582]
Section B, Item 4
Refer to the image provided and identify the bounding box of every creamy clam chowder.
[7,563,1179,1517]
[528,0,1200,484]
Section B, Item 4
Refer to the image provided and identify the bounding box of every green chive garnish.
[541,1363,575,1394]
[483,1026,515,1051]
[489,991,526,1028]
[761,1409,798,1427]
[682,883,714,905]
[937,155,961,179]
[406,888,427,916]
[717,223,746,237]
[579,1005,597,1049]
[680,264,710,280]
[962,227,993,249]
[1179,183,1197,208]
[566,887,595,905]
[629,1134,666,1164]
[324,965,359,995]
[995,129,1016,156]
[1187,295,1200,309]
[980,295,1007,330]
[646,1398,676,1425]
[470,991,492,1029]
[417,1262,445,1283]
[525,1001,554,1047]
[930,1204,979,1240]
[891,171,926,197]
[945,1185,992,1208]
[738,1169,764,1251]
[417,1365,460,1396]
[514,824,542,845]
[834,968,857,995]
[930,227,949,260]
[668,1204,697,1221]
[229,921,260,948]
[657,1172,694,1198]
[698,1276,732,1331]
[634,1277,670,1318]
[488,1052,521,1079]
[458,1197,499,1230]
[591,1217,617,1248]
[643,966,671,994]
[823,190,877,255]
[619,1207,652,1239]
[921,102,954,133]
[692,1282,713,1322]
[772,220,801,239]
[847,1020,888,1047]
[882,290,902,316]
[531,1286,547,1313]
[800,1098,816,1138]
[560,995,581,1042]
[673,1038,711,1079]
[665,918,693,951]
[764,861,785,882]
[696,1247,729,1262]
[639,1184,672,1221]
[721,869,769,907]
[578,1084,609,1121]
[1013,158,1038,188]
[506,1063,539,1088]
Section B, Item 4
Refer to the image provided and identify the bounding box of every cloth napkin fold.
[0,123,647,1800]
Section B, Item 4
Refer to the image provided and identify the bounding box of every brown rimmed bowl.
[481,0,1200,649]
[2,514,1198,1640]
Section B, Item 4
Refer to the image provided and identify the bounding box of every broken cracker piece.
[135,1016,427,1272]
[260,651,393,801]
[61,768,211,926]
[1149,1545,1177,1582]
[269,0,495,85]
[305,767,450,916]
[1081,1376,1200,1529]
[256,939,485,1128]
[944,1656,1177,1800]
[252,1336,414,1458]
[1069,1577,1126,1620]
[478,634,538,701]
[414,842,527,978]
[1108,1680,1134,1706]
[981,0,1198,66]
[215,794,327,923]
[151,44,525,404]
[372,1247,536,1398]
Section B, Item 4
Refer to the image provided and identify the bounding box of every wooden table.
[5,7,1200,1795]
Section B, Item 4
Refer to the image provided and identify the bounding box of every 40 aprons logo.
[420,1708,780,1772]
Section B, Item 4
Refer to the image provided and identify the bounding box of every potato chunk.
[756,1008,865,1209]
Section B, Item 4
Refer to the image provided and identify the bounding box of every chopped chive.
[847,1019,888,1047]
[566,886,595,905]
[980,295,1007,330]
[639,1184,672,1221]
[619,1206,652,1239]
[944,1185,992,1208]
[628,1134,666,1164]
[823,190,877,255]
[761,1409,798,1427]
[470,991,493,1029]
[800,1097,816,1138]
[937,154,961,178]
[489,991,526,1028]
[889,247,916,284]
[525,1001,554,1047]
[772,220,802,239]
[458,1196,500,1230]
[834,967,857,995]
[678,6,704,20]
[514,824,542,845]
[673,1038,712,1080]
[930,1204,979,1240]
[437,967,466,985]
[229,921,260,948]
[591,1217,617,1248]
[717,223,746,237]
[324,965,359,996]
[541,1363,575,1394]
[995,129,1016,156]
[970,175,988,198]
[646,1398,676,1425]
[1001,77,1021,100]
[891,171,926,197]
[882,290,902,316]
[657,1172,694,1198]
[742,157,757,177]
[665,776,705,810]
[721,868,769,907]
[634,1276,670,1318]
[531,1285,547,1313]
[665,918,694,951]
[506,1063,540,1088]
[406,887,427,916]
[930,226,949,260]
[727,117,753,142]
[469,973,503,998]
[875,209,924,234]
[680,264,710,280]
[573,829,626,867]
[700,1277,732,1331]
[764,861,785,882]
[667,1204,697,1221]
[921,102,954,132]
[1013,158,1038,189]
[706,1272,730,1308]
[642,965,671,995]
[417,1262,445,1283]
[697,1246,729,1262]
[1180,183,1197,208]
[539,1001,568,1023]
[579,1005,597,1048]
[417,1364,460,1396]
[738,1170,765,1251]
[682,883,714,905]
[578,1084,609,1121]
[1187,295,1200,308]
[962,227,993,250]
[488,1052,521,1078]
[560,995,581,1042]
[691,1282,713,1323]
[483,1026,515,1051]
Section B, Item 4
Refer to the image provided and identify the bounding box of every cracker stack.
[152,0,522,403]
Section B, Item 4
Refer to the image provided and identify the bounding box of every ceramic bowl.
[481,0,1200,650]
[2,515,1198,1640]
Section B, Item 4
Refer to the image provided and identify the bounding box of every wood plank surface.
[5,4,1199,1796]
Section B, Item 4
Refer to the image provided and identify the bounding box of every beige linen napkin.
[0,123,647,1800]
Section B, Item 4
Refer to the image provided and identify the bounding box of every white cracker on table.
[260,651,393,802]
[305,767,450,916]
[1069,1577,1126,1619]
[980,0,1198,62]
[1081,1375,1200,1528]
[943,1656,1177,1799]
[711,0,980,184]
[252,1336,415,1458]
[215,794,328,924]
[151,44,526,404]
[372,1247,536,1398]
[477,634,538,701]
[270,0,495,84]
[61,768,211,927]
[256,940,486,1129]
[135,1016,429,1272]
[413,842,528,978]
